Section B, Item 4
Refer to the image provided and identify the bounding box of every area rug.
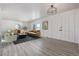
[13,36,39,44]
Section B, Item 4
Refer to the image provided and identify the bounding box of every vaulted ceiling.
[0,3,79,22]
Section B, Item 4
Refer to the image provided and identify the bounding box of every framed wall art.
[42,21,48,30]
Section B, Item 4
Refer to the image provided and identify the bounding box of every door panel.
[50,14,62,40]
[61,11,75,43]
[75,9,79,44]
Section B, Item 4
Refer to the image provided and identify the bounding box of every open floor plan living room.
[0,3,79,56]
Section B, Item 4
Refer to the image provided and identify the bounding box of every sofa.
[28,30,40,37]
[1,32,17,43]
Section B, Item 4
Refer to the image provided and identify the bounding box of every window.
[33,24,41,30]
[36,24,41,30]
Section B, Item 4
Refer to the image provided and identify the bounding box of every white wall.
[0,20,24,33]
[75,9,79,44]
[0,20,31,35]
[31,8,79,44]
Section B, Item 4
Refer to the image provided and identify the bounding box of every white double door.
[49,10,75,43]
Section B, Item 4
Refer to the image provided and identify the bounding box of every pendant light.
[47,5,57,15]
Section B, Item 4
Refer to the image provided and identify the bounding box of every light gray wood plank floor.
[0,37,79,56]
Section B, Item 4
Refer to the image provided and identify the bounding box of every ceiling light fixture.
[47,5,57,15]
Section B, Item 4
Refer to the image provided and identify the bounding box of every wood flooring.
[0,37,79,56]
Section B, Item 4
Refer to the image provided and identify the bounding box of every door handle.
[59,26,63,31]
[59,29,63,31]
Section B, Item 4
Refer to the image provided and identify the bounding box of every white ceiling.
[0,3,79,22]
